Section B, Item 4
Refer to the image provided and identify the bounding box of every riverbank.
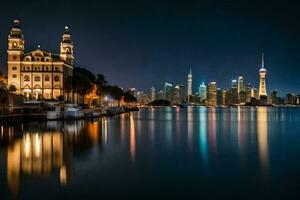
[0,106,139,121]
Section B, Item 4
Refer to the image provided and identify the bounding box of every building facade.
[199,82,207,102]
[207,81,217,106]
[7,20,74,100]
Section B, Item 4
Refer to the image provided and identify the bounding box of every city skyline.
[0,0,300,95]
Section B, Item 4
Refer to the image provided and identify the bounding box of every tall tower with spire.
[60,26,74,65]
[258,53,267,98]
[7,19,25,92]
[187,68,192,102]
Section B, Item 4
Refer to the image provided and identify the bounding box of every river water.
[1,107,300,199]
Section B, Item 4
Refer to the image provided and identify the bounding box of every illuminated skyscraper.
[207,81,217,106]
[187,68,192,101]
[164,82,173,101]
[258,53,267,98]
[237,76,245,103]
[150,87,156,102]
[231,79,238,105]
[245,83,253,103]
[199,82,207,102]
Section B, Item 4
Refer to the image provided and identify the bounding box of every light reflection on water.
[1,107,300,199]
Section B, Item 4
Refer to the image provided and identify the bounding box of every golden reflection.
[130,114,136,163]
[120,114,126,145]
[237,107,247,155]
[6,131,69,196]
[102,118,108,144]
[207,107,216,152]
[60,165,67,186]
[87,120,101,144]
[257,107,269,174]
[7,140,21,197]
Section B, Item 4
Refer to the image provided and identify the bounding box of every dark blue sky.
[0,0,299,95]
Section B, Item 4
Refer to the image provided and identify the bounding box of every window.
[35,76,41,82]
[45,66,49,71]
[55,67,58,71]
[34,67,38,71]
[24,75,30,81]
[12,74,17,78]
[27,67,30,71]
[45,75,50,81]
[54,75,59,82]
[12,66,17,70]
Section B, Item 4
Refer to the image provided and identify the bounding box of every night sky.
[0,0,299,95]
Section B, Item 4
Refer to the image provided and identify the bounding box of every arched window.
[12,66,17,70]
[12,74,17,78]
[35,76,41,82]
[45,75,50,81]
[54,75,59,82]
[24,75,30,81]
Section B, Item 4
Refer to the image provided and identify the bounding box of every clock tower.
[60,26,74,65]
[7,19,25,92]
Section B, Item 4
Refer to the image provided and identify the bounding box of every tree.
[95,74,107,98]
[123,91,137,102]
[71,67,95,104]
[103,85,123,106]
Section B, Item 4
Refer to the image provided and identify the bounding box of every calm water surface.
[1,107,300,199]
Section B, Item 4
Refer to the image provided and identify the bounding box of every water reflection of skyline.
[0,107,288,199]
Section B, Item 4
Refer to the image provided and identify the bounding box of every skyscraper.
[175,84,186,103]
[231,79,238,105]
[164,82,173,101]
[199,82,207,102]
[207,81,217,107]
[258,53,267,98]
[150,87,156,102]
[237,76,245,104]
[245,83,253,103]
[187,68,192,102]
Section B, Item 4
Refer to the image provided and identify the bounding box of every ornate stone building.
[7,19,73,100]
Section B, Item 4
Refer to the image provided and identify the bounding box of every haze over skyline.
[0,0,300,95]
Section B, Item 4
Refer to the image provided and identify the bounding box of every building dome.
[9,19,22,38]
[259,67,267,73]
[62,26,72,43]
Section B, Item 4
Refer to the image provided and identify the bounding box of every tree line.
[64,67,137,106]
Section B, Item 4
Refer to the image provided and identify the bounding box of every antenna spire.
[262,53,264,69]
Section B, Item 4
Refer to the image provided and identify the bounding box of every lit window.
[35,76,40,81]
[24,75,30,81]
[54,75,59,82]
